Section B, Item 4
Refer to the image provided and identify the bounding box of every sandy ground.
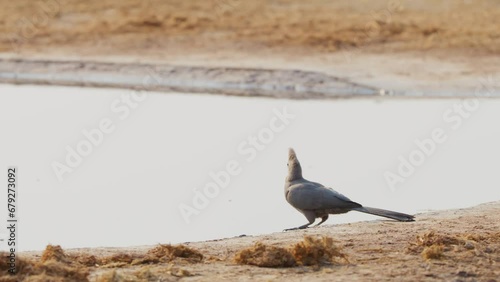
[8,201,499,281]
[0,0,499,96]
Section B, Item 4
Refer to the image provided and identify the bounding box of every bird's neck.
[287,162,303,182]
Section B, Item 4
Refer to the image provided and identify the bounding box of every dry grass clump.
[0,254,35,281]
[234,242,296,268]
[99,244,205,267]
[73,254,99,267]
[408,231,461,260]
[0,245,90,282]
[1,243,201,281]
[409,231,500,260]
[134,244,204,265]
[234,236,348,268]
[99,253,137,268]
[462,232,500,243]
[292,236,348,266]
[421,245,444,260]
[40,245,70,263]
[33,259,89,281]
[416,231,461,247]
[71,244,204,270]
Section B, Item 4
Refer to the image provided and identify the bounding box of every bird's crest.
[287,148,302,181]
[288,148,297,161]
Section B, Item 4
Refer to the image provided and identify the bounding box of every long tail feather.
[354,206,415,222]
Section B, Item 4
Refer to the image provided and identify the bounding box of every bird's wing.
[286,182,361,211]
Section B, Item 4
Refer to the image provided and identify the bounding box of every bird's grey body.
[284,148,414,231]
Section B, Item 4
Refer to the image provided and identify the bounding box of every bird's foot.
[283,226,308,232]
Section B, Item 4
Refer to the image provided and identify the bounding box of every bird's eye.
[287,163,289,166]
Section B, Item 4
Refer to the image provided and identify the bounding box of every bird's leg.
[284,211,316,231]
[314,215,329,227]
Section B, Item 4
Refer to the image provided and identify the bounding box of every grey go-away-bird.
[284,148,414,231]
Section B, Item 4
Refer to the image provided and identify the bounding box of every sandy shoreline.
[9,201,499,281]
[1,55,499,99]
[0,58,379,99]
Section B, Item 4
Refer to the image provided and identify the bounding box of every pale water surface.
[0,84,499,251]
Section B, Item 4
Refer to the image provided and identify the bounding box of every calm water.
[1,84,499,251]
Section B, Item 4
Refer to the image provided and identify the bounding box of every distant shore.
[1,0,499,99]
